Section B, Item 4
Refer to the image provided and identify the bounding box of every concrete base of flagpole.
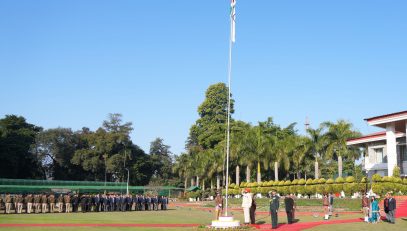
[211,216,240,228]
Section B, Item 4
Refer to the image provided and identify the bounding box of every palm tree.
[241,125,271,183]
[306,126,326,179]
[230,121,250,186]
[291,136,311,179]
[323,120,361,178]
[173,153,192,194]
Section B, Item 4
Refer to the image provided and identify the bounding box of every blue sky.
[1,1,406,155]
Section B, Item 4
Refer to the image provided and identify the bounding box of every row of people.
[1,193,169,214]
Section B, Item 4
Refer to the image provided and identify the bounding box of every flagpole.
[224,1,234,217]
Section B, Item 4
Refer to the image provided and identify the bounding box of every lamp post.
[103,154,108,193]
[126,167,129,195]
[123,145,130,195]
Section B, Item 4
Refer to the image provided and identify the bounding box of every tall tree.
[0,115,43,179]
[323,120,361,178]
[149,137,173,181]
[187,82,234,150]
[34,128,87,180]
[306,126,327,179]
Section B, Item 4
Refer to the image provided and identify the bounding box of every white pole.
[224,5,234,217]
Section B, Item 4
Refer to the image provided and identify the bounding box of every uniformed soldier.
[12,194,17,213]
[5,193,12,214]
[25,194,33,214]
[41,194,48,213]
[34,194,41,213]
[48,194,55,213]
[64,194,71,213]
[57,194,64,213]
[269,190,280,229]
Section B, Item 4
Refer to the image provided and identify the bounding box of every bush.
[335,177,345,183]
[284,180,291,186]
[298,179,306,185]
[332,183,343,193]
[306,179,314,185]
[312,179,319,185]
[372,174,382,182]
[345,176,355,183]
[393,166,401,178]
[318,178,326,184]
[291,179,299,185]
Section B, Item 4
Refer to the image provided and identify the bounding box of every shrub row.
[223,174,407,197]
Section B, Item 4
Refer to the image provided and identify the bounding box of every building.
[347,110,407,177]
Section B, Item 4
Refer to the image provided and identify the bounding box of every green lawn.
[306,218,407,231]
[0,207,407,231]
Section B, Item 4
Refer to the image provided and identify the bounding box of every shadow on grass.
[255,221,265,225]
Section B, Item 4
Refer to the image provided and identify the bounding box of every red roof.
[347,131,386,143]
[347,131,404,143]
[365,110,407,122]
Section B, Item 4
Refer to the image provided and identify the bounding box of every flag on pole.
[230,0,236,43]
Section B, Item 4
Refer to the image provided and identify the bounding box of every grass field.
[0,203,405,231]
[306,218,407,231]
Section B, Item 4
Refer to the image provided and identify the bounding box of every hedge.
[223,174,407,197]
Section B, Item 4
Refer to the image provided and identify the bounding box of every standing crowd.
[1,193,169,214]
[361,191,397,224]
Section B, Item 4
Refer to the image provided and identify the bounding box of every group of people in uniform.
[240,188,295,229]
[1,193,169,214]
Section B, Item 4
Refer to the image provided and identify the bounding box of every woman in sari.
[368,196,380,223]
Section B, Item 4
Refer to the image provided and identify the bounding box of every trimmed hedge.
[223,174,407,197]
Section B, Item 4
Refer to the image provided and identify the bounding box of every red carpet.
[0,223,199,227]
[252,196,407,231]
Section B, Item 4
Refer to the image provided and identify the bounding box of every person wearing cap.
[214,192,223,220]
[361,190,370,222]
[269,190,280,229]
[241,188,253,225]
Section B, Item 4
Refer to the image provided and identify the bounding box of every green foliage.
[345,176,355,183]
[393,166,401,178]
[335,177,344,183]
[149,137,174,181]
[326,178,334,184]
[0,115,43,179]
[372,174,382,182]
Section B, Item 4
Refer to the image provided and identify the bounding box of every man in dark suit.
[80,194,87,213]
[387,192,396,224]
[72,194,79,212]
[284,194,294,224]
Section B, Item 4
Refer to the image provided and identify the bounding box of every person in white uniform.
[241,188,253,225]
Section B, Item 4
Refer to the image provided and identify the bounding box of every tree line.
[1,82,362,188]
[173,83,363,191]
[0,114,174,186]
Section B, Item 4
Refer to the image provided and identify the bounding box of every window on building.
[374,148,387,163]
[399,145,407,161]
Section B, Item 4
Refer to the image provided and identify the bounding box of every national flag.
[230,0,236,43]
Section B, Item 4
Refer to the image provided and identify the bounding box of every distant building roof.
[347,131,405,146]
[186,185,201,192]
[365,110,407,123]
